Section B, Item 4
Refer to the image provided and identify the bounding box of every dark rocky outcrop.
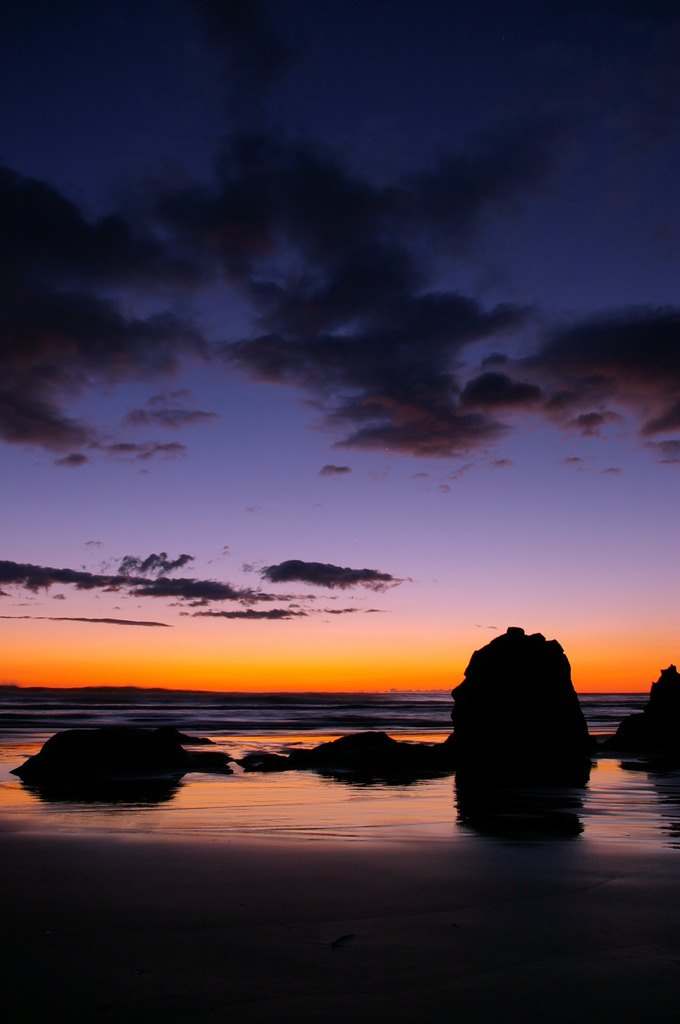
[605,665,680,755]
[444,626,594,764]
[241,628,595,778]
[155,725,216,745]
[238,730,453,778]
[11,726,232,783]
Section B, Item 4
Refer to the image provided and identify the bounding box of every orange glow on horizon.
[1,609,674,693]
[1,626,669,694]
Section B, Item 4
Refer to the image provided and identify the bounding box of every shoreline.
[4,828,680,1023]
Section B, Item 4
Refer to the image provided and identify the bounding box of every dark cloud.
[0,560,127,593]
[55,453,88,467]
[193,605,378,619]
[319,464,351,476]
[261,559,402,591]
[459,372,542,409]
[0,615,170,627]
[130,576,256,602]
[192,608,305,620]
[151,128,540,458]
[564,410,624,437]
[0,554,394,621]
[118,553,194,577]
[0,95,555,465]
[0,558,257,604]
[320,607,384,615]
[147,389,192,406]
[123,407,219,430]
[0,165,200,289]
[407,123,557,243]
[522,308,680,443]
[645,440,680,464]
[0,164,206,455]
[0,285,203,452]
[183,0,304,111]
[2,5,679,473]
[103,441,188,461]
[639,401,680,437]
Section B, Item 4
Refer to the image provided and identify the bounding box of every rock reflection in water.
[455,760,591,840]
[21,774,185,806]
[313,767,453,788]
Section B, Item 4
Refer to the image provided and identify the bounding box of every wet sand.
[3,829,680,1024]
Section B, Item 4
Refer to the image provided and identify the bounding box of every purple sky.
[1,0,679,690]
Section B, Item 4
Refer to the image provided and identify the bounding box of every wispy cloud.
[123,407,219,430]
[191,608,306,620]
[0,615,170,627]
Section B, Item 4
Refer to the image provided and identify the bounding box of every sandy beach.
[4,829,680,1024]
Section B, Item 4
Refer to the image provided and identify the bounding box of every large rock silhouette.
[11,726,232,783]
[606,665,680,754]
[447,626,593,763]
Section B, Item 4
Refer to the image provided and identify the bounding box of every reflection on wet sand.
[620,760,680,848]
[454,761,592,840]
[21,774,185,806]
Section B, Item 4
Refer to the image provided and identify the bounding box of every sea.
[1,687,679,848]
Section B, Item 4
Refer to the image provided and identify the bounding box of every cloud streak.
[123,407,219,430]
[0,615,170,627]
[261,559,403,591]
[192,608,306,620]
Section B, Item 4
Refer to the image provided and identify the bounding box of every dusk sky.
[1,0,679,692]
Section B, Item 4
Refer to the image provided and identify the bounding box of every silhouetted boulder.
[605,665,680,754]
[289,731,440,770]
[445,626,593,764]
[155,725,216,745]
[237,751,292,772]
[238,730,453,777]
[11,726,232,782]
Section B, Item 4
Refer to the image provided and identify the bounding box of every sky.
[1,0,679,692]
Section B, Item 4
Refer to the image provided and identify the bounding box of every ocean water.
[1,687,678,848]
